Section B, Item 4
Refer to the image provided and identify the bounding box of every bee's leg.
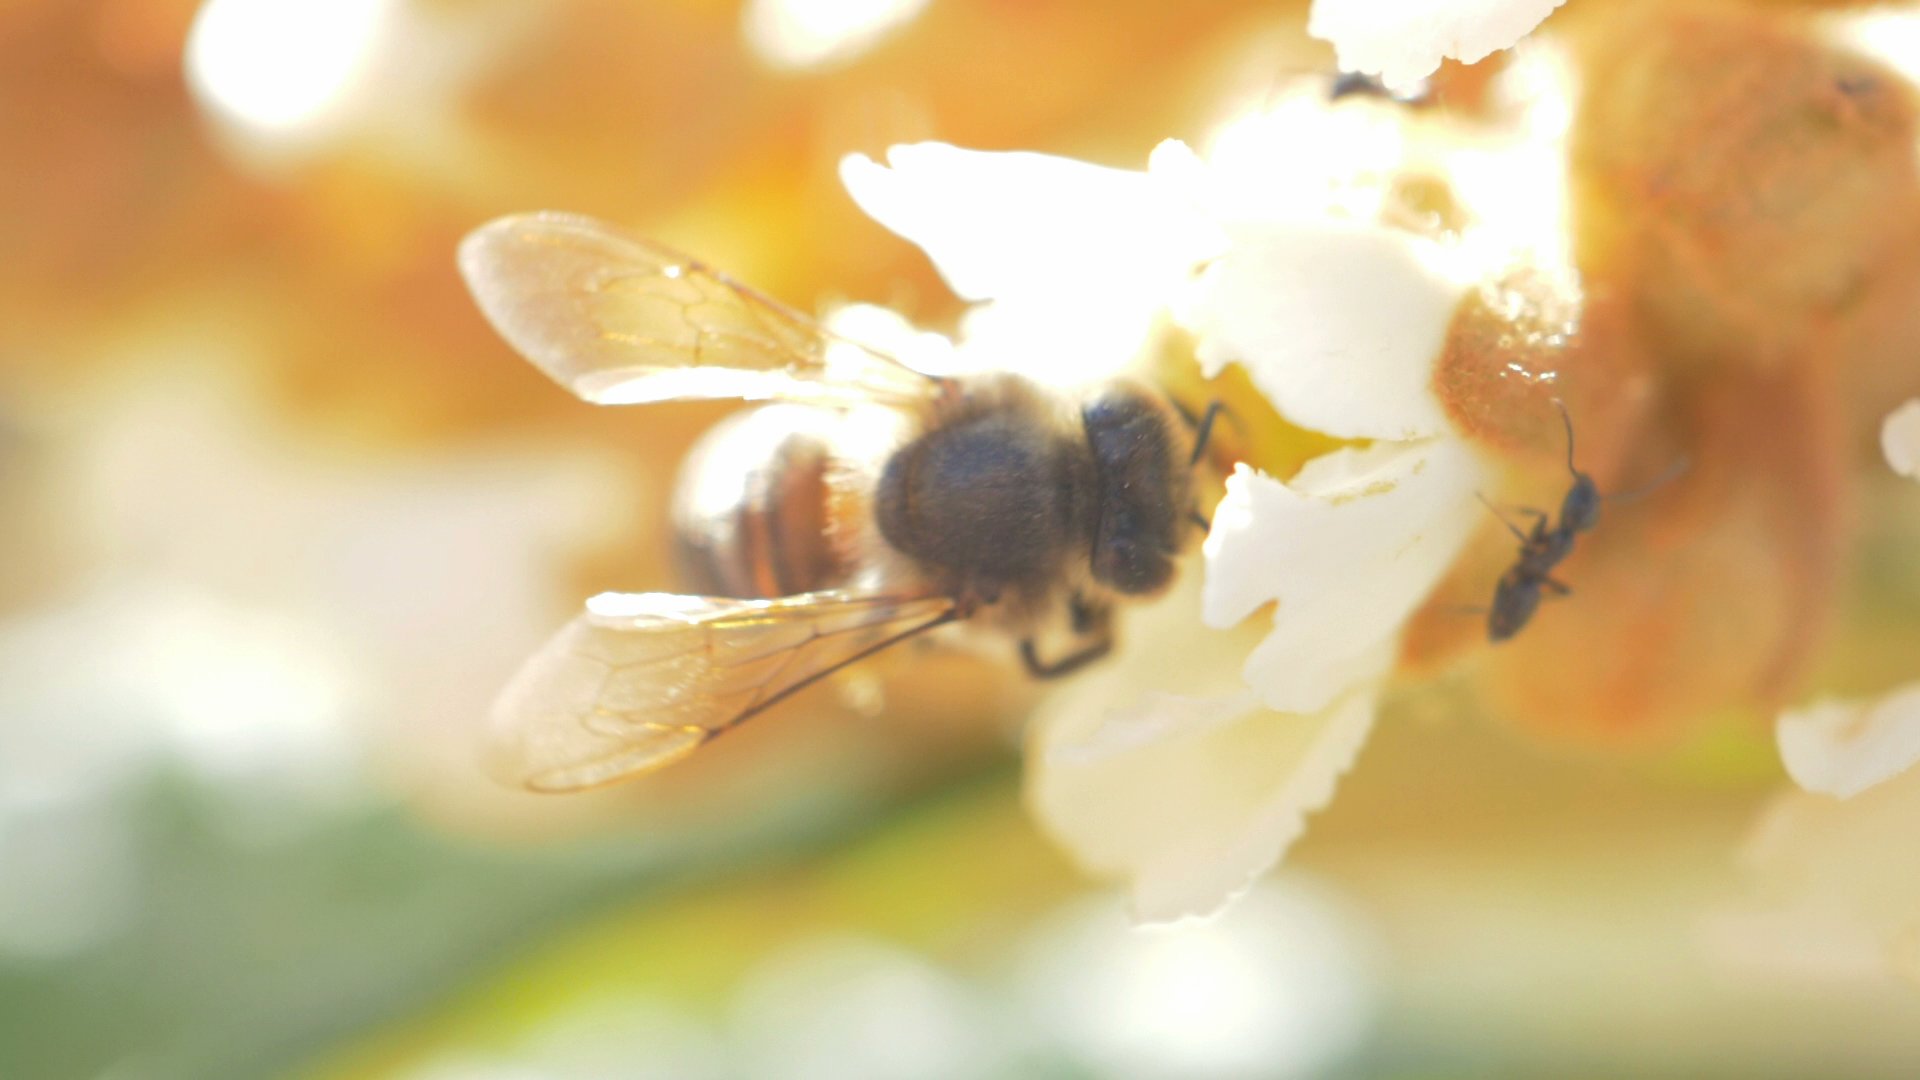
[1023,596,1113,679]
[1541,577,1572,597]
[1186,401,1228,466]
[1067,592,1106,635]
[1170,399,1231,462]
[955,582,1003,619]
[1020,634,1113,679]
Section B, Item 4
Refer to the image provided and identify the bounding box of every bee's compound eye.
[1094,534,1173,595]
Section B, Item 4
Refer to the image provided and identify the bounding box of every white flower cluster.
[838,84,1515,918]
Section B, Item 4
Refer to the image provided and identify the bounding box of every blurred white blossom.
[1711,772,1920,988]
[1015,882,1377,1079]
[0,358,638,844]
[1884,398,1920,481]
[732,935,1027,1080]
[1726,395,1920,982]
[1770,399,1920,799]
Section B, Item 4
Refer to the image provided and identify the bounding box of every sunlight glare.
[1444,44,1576,270]
[1202,89,1409,224]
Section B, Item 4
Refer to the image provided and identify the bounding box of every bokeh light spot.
[742,0,931,71]
[184,0,393,139]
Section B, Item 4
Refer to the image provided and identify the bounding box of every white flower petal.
[1032,682,1376,924]
[1180,220,1461,440]
[1204,439,1484,715]
[1307,0,1567,92]
[1883,398,1920,480]
[1047,686,1265,766]
[839,143,1212,304]
[1027,572,1379,923]
[1777,683,1920,799]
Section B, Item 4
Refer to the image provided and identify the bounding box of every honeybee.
[459,212,1214,792]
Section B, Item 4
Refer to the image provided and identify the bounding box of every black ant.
[1478,400,1684,643]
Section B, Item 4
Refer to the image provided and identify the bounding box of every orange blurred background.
[4,1,1920,1078]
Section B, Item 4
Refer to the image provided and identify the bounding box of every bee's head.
[1091,513,1176,594]
[1082,383,1192,596]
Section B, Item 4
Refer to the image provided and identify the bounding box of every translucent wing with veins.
[491,590,959,791]
[458,212,942,407]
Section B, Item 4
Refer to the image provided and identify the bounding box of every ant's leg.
[1476,493,1536,541]
[1489,495,1551,522]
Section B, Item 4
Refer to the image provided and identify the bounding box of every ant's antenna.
[1552,397,1578,477]
[1550,396,1687,504]
[1605,456,1691,505]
